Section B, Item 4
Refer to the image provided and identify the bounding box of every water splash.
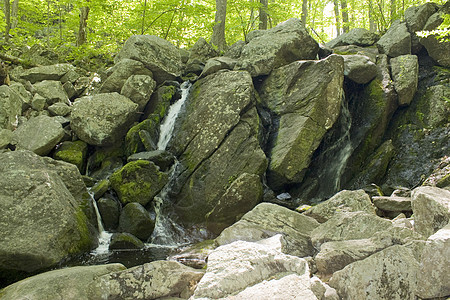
[89,194,112,256]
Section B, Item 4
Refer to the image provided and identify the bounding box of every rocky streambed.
[0,2,449,299]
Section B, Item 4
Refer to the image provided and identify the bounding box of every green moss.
[436,173,450,188]
[125,117,160,156]
[69,206,95,254]
[53,140,88,173]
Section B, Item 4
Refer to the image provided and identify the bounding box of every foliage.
[417,13,450,42]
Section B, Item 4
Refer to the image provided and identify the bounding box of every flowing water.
[90,197,113,257]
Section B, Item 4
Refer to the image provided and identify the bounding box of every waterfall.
[90,195,112,256]
[157,81,192,150]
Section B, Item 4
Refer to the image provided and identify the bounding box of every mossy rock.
[110,160,168,206]
[124,115,160,157]
[109,232,144,250]
[53,140,88,174]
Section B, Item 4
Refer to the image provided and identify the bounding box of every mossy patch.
[53,140,88,173]
[124,116,160,157]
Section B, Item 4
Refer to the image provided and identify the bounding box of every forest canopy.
[0,0,448,68]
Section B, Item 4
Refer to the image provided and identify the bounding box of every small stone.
[48,102,71,116]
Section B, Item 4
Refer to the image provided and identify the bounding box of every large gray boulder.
[411,186,450,237]
[258,55,344,189]
[100,58,153,93]
[0,86,21,130]
[18,63,75,84]
[376,21,411,57]
[405,2,439,33]
[33,80,69,105]
[416,223,450,298]
[120,74,156,111]
[235,18,319,76]
[90,260,204,299]
[420,33,450,67]
[372,196,412,212]
[71,92,138,146]
[329,245,419,299]
[216,203,320,257]
[326,28,379,48]
[12,115,64,155]
[342,54,377,84]
[391,55,418,106]
[193,235,313,299]
[0,151,97,277]
[115,35,183,84]
[0,264,125,300]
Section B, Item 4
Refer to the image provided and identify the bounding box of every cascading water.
[89,194,113,257]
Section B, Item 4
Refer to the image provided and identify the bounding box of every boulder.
[127,150,175,171]
[115,35,183,84]
[423,156,450,189]
[420,34,450,67]
[193,235,312,299]
[310,276,340,300]
[185,37,219,74]
[333,45,379,62]
[0,128,12,149]
[310,211,393,248]
[110,160,168,206]
[18,63,75,84]
[109,232,144,250]
[405,2,439,33]
[100,58,153,93]
[48,102,71,116]
[118,202,155,241]
[258,55,344,189]
[342,54,377,84]
[235,18,319,76]
[0,264,125,300]
[376,21,411,57]
[0,150,97,278]
[391,55,418,106]
[90,260,204,299]
[199,56,237,78]
[206,173,263,234]
[0,85,22,130]
[90,179,109,200]
[216,203,320,257]
[326,28,379,48]
[415,223,450,298]
[120,74,156,111]
[33,80,69,105]
[31,93,46,111]
[53,140,88,173]
[304,189,376,223]
[97,196,120,231]
[9,82,32,110]
[12,115,64,155]
[411,186,450,237]
[71,93,138,146]
[372,196,412,212]
[124,116,160,157]
[329,245,419,300]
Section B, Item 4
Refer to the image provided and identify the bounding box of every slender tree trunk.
[390,0,396,23]
[11,0,18,30]
[259,0,268,30]
[77,4,90,46]
[369,0,376,31]
[301,0,308,27]
[334,0,341,36]
[4,0,11,41]
[211,0,227,52]
[141,0,147,34]
[341,0,349,33]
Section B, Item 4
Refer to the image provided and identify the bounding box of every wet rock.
[304,189,376,223]
[411,186,450,237]
[169,239,217,269]
[0,264,125,300]
[206,173,263,234]
[235,18,319,77]
[328,245,419,300]
[115,35,183,84]
[110,160,168,206]
[193,235,311,299]
[33,80,69,105]
[326,28,379,48]
[100,58,153,93]
[127,150,175,171]
[216,203,319,257]
[416,223,450,298]
[342,54,377,84]
[53,140,88,173]
[372,196,412,212]
[259,55,344,189]
[120,74,156,111]
[90,179,109,200]
[118,202,155,241]
[0,150,97,278]
[91,260,204,299]
[124,116,160,157]
[0,85,22,130]
[71,93,138,146]
[97,196,120,231]
[376,21,411,57]
[109,232,144,250]
[18,63,75,84]
[391,55,418,106]
[12,115,64,155]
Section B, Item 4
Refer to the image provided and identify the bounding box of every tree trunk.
[341,0,349,33]
[334,0,341,36]
[259,0,268,30]
[141,0,147,34]
[77,5,90,46]
[4,0,11,41]
[369,0,376,31]
[211,0,227,52]
[390,0,396,23]
[301,0,308,27]
[11,0,18,30]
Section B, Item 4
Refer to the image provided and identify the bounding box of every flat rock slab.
[372,196,412,212]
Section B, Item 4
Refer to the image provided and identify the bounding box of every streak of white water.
[90,196,112,256]
[157,81,192,150]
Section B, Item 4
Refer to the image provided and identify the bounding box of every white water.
[157,81,192,150]
[90,196,113,256]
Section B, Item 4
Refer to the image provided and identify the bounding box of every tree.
[301,0,308,26]
[211,0,227,52]
[77,3,90,46]
[334,0,341,36]
[259,0,268,30]
[3,0,10,41]
[341,0,349,33]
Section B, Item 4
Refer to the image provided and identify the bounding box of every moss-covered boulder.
[0,150,98,285]
[118,202,155,241]
[124,115,160,157]
[97,196,120,231]
[53,140,88,173]
[109,232,144,250]
[110,160,168,206]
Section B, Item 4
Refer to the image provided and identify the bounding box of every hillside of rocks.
[0,2,449,299]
